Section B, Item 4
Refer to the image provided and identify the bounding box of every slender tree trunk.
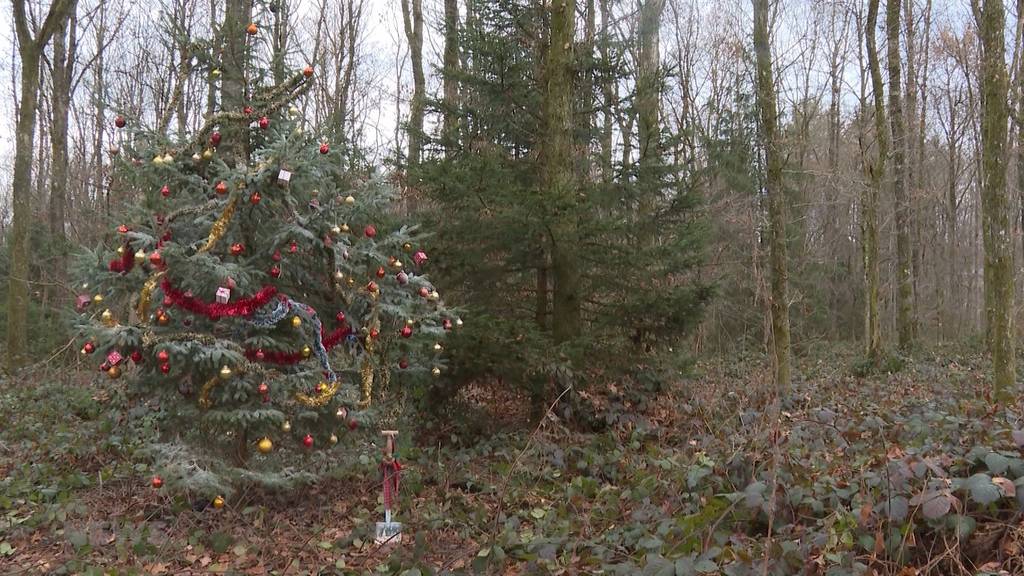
[442,0,460,151]
[400,0,425,166]
[598,0,613,183]
[222,0,251,166]
[546,0,581,344]
[886,0,913,350]
[7,0,74,370]
[864,0,886,363]
[753,0,791,390]
[49,8,76,245]
[271,0,290,85]
[979,0,1015,400]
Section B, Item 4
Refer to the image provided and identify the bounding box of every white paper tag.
[375,521,402,545]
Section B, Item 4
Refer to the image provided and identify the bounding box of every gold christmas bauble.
[333,270,344,281]
[157,313,169,326]
[291,315,302,328]
[281,420,292,432]
[340,223,350,233]
[212,496,225,509]
[202,149,214,160]
[329,433,338,445]
[346,278,355,287]
[211,68,222,78]
[406,318,415,326]
[456,318,464,327]
[116,245,125,256]
[219,365,232,380]
[432,367,441,377]
[294,127,304,136]
[153,155,164,165]
[107,365,122,379]
[403,243,413,252]
[288,105,299,116]
[162,153,174,164]
[344,195,355,205]
[428,290,440,301]
[92,294,104,304]
[434,343,443,351]
[393,260,403,269]
[192,152,202,162]
[257,437,273,454]
[101,309,115,326]
[301,346,311,358]
[331,225,342,235]
[134,249,146,265]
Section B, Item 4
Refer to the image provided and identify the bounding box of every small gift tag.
[277,169,292,187]
[215,287,231,304]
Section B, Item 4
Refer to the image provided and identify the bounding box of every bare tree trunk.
[598,0,613,183]
[7,0,75,370]
[753,0,791,390]
[886,0,913,350]
[271,0,290,85]
[222,0,251,166]
[979,0,1015,400]
[546,0,581,344]
[864,0,886,363]
[400,0,424,166]
[442,0,460,151]
[49,7,77,246]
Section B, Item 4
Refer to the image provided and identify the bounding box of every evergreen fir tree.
[72,67,457,500]
[419,0,710,403]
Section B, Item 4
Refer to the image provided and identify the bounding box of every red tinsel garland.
[244,325,353,365]
[161,277,279,319]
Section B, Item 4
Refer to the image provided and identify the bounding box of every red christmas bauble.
[250,191,261,205]
[255,349,266,360]
[347,419,358,430]
[364,225,377,238]
[215,181,228,195]
[157,350,170,363]
[246,22,258,35]
[244,106,253,115]
[230,243,244,256]
[83,342,95,354]
[258,382,269,395]
[117,224,130,234]
[419,287,430,298]
[130,350,143,363]
[367,281,379,293]
[210,131,221,146]
[115,115,126,128]
[398,358,409,369]
[160,362,170,374]
[303,65,314,78]
[319,143,329,154]
[335,311,345,323]
[303,434,314,448]
[162,295,173,307]
[369,328,379,339]
[149,251,163,267]
[151,476,163,489]
[272,250,282,262]
[443,318,453,330]
[289,241,298,253]
[400,326,413,338]
[258,116,269,129]
[160,185,170,198]
[270,266,281,278]
[376,266,386,278]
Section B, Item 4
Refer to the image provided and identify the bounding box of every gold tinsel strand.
[294,380,340,407]
[359,338,375,408]
[136,271,166,321]
[198,376,220,409]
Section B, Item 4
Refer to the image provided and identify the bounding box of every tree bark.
[222,0,252,166]
[979,0,1015,400]
[886,0,913,350]
[7,0,75,370]
[864,0,886,363]
[545,0,581,344]
[442,0,460,151]
[753,0,791,390]
[49,7,77,245]
[400,0,425,166]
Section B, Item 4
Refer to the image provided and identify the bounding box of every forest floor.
[2,345,1024,575]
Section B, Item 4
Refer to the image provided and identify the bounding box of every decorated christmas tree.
[72,63,457,502]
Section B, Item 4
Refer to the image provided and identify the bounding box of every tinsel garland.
[161,277,279,319]
[359,337,375,408]
[294,380,340,407]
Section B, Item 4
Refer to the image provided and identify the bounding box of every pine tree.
[72,65,456,499]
